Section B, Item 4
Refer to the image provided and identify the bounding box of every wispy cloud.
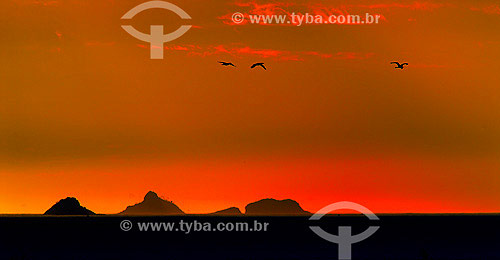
[55,31,63,40]
[409,63,448,68]
[470,4,500,15]
[355,2,452,11]
[13,0,59,6]
[156,44,374,61]
[219,1,294,25]
[219,1,451,25]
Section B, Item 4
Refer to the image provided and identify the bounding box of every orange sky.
[1,0,500,214]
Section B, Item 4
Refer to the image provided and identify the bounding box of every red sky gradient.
[1,0,500,214]
[2,152,500,214]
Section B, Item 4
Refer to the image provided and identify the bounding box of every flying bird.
[251,63,266,70]
[218,61,236,67]
[391,62,408,69]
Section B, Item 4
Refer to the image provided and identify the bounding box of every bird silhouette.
[218,61,236,67]
[391,62,408,69]
[251,63,266,70]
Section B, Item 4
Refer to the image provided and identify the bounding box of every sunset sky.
[1,0,500,214]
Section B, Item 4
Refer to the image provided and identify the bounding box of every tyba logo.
[121,1,192,59]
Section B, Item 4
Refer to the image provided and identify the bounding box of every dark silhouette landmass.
[210,207,243,216]
[40,193,309,216]
[120,191,184,215]
[44,197,96,215]
[245,198,310,215]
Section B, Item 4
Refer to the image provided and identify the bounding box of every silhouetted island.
[245,198,310,215]
[120,191,184,215]
[210,207,243,216]
[44,197,96,215]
